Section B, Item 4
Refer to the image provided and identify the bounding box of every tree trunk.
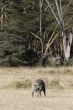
[62,31,73,65]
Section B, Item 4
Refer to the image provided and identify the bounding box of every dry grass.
[0,67,73,110]
[9,79,32,89]
[0,66,73,89]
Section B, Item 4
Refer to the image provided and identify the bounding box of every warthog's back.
[32,79,46,96]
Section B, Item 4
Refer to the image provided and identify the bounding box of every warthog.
[32,79,46,96]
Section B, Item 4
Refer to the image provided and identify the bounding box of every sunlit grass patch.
[0,67,73,91]
[8,79,32,89]
[47,80,63,90]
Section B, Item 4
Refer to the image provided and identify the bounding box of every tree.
[0,0,73,66]
[45,0,73,65]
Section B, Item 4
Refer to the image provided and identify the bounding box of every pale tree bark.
[45,0,73,65]
[62,31,73,65]
[31,30,60,66]
[0,2,5,31]
[0,1,13,31]
[39,0,43,37]
[45,0,61,26]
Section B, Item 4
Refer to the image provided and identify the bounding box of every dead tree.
[45,0,73,65]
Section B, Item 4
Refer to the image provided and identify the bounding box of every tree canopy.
[0,0,73,66]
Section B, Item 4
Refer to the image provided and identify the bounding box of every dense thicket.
[0,0,73,66]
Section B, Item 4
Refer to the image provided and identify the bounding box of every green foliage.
[0,0,73,66]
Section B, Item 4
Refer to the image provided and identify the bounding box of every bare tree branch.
[55,0,64,28]
[44,31,60,56]
[39,0,43,37]
[31,32,44,54]
[45,0,61,25]
[65,16,73,27]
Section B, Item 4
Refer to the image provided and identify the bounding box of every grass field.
[0,67,73,110]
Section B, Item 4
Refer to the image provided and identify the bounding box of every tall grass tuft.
[9,79,32,89]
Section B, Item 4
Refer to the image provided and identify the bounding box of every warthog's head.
[33,83,42,92]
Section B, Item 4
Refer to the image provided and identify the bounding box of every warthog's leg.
[32,91,34,97]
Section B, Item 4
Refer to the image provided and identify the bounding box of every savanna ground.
[0,67,73,110]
